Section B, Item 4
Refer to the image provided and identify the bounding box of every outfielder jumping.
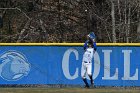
[81,32,97,88]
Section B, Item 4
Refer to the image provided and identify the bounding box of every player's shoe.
[90,81,94,88]
[83,78,90,88]
[84,85,90,88]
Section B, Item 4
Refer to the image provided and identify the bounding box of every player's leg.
[89,75,94,86]
[87,63,94,86]
[81,63,89,88]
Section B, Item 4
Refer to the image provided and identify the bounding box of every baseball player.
[81,32,97,88]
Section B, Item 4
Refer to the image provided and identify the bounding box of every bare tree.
[0,0,140,43]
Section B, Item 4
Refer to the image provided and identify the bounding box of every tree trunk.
[111,0,116,43]
[39,19,48,42]
[127,1,131,43]
[137,0,140,42]
[137,20,140,42]
[17,19,31,42]
[117,0,121,42]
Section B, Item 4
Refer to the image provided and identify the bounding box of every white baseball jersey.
[81,48,94,79]
[82,48,94,63]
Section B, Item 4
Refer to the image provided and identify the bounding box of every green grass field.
[0,88,140,93]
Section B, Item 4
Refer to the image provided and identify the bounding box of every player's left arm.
[93,42,97,51]
[92,39,97,53]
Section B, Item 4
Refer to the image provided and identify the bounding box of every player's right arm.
[83,40,89,50]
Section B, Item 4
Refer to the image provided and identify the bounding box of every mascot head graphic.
[0,51,30,81]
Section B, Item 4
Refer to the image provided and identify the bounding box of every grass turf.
[0,88,140,93]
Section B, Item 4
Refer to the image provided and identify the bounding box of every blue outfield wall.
[0,44,139,86]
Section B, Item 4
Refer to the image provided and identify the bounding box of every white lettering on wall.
[62,48,138,81]
[122,50,138,80]
[102,50,118,80]
[62,48,79,79]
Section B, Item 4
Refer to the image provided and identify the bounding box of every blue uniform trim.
[83,40,89,50]
[93,42,97,51]
[83,40,97,51]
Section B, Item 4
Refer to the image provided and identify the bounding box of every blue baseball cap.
[88,32,96,39]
